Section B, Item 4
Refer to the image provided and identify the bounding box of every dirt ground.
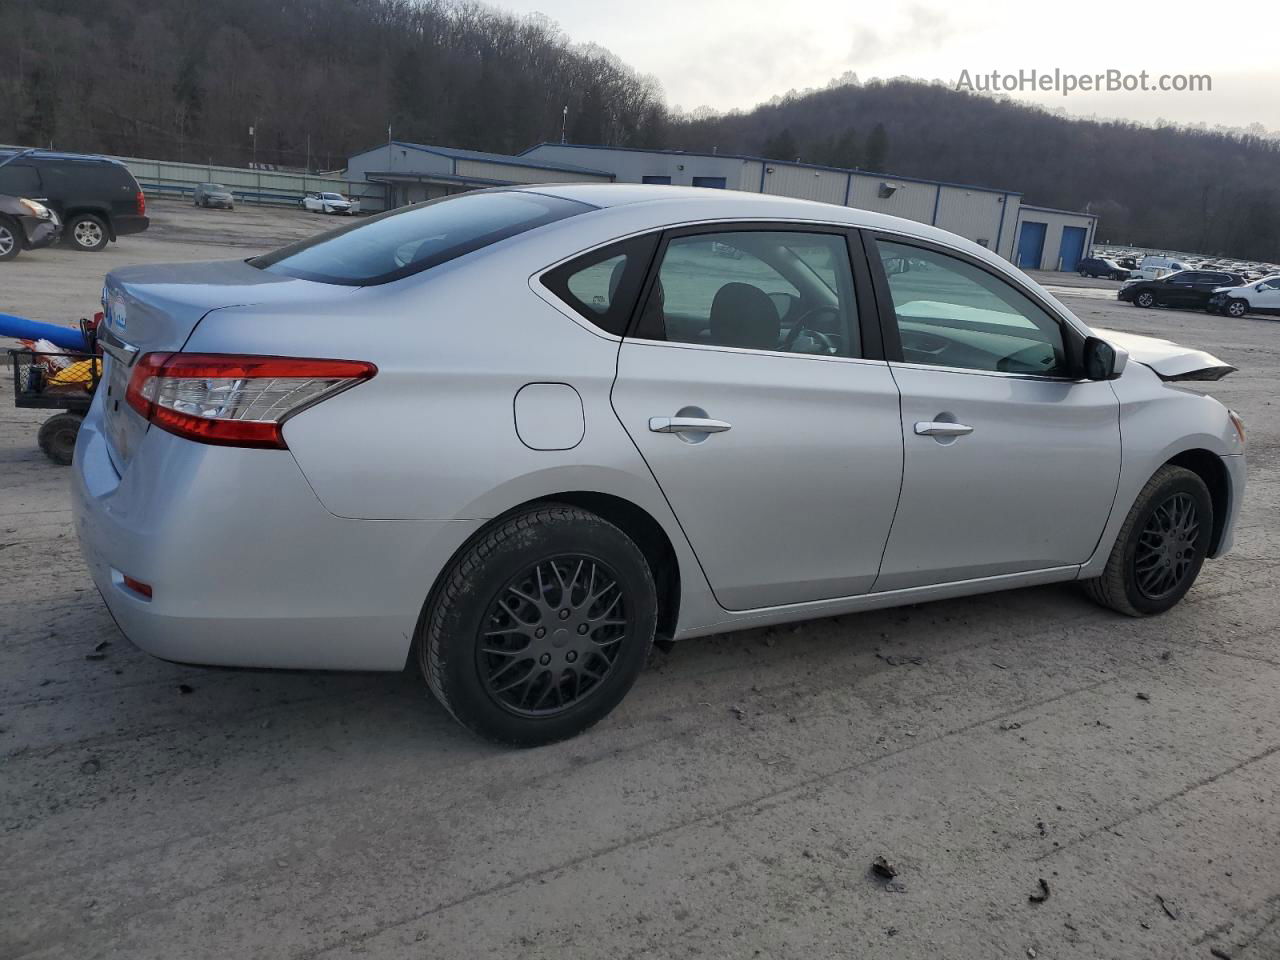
[2,201,1278,960]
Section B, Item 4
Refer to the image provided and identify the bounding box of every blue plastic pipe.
[0,313,88,351]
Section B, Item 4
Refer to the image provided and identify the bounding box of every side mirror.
[1084,336,1127,380]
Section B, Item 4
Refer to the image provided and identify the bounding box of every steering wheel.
[780,304,840,353]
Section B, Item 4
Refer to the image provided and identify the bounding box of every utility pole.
[250,120,260,204]
[560,105,568,144]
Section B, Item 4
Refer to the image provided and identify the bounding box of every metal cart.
[8,323,101,464]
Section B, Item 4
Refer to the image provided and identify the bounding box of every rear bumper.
[112,214,149,237]
[71,401,482,671]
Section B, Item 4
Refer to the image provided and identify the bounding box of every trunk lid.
[99,259,356,471]
[1093,327,1237,381]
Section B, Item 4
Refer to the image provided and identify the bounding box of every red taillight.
[125,353,376,449]
[136,191,146,216]
[122,575,153,599]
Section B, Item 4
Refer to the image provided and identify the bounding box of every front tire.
[0,217,21,261]
[1083,465,1212,617]
[1226,298,1248,318]
[418,504,657,746]
[66,214,108,251]
[1134,290,1155,308]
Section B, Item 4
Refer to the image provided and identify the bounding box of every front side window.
[637,230,860,357]
[253,190,593,285]
[876,240,1068,376]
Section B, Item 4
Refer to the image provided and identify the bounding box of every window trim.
[624,221,886,362]
[862,231,1090,380]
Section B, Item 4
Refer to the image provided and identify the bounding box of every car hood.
[1093,327,1236,381]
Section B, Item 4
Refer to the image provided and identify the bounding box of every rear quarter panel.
[178,227,723,630]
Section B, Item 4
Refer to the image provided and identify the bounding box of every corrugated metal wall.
[934,189,1012,255]
[759,164,846,204]
[847,176,935,223]
[454,158,610,184]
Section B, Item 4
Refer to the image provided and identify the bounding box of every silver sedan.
[73,185,1246,745]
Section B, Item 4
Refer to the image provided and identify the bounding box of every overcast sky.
[497,0,1278,133]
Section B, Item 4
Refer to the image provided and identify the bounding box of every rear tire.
[417,503,657,746]
[66,214,108,252]
[38,412,84,465]
[1082,465,1212,617]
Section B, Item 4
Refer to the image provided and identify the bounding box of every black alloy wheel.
[1132,492,1201,601]
[478,556,629,718]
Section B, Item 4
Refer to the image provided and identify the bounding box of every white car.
[1136,255,1189,281]
[301,191,358,215]
[73,185,1246,745]
[1207,275,1280,317]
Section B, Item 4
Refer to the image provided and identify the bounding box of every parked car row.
[1096,245,1280,284]
[0,149,149,253]
[1119,269,1280,318]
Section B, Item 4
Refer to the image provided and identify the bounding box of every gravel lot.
[2,202,1278,960]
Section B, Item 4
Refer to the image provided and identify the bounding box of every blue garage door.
[1058,226,1087,272]
[642,175,671,184]
[1016,221,1047,269]
[691,176,726,189]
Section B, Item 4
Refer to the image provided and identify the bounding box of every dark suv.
[0,150,149,251]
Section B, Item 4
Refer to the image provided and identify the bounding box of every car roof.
[0,149,128,167]
[513,182,1008,266]
[519,182,969,237]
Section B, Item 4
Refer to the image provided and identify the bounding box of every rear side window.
[0,164,41,195]
[36,161,136,195]
[540,235,658,336]
[253,191,594,286]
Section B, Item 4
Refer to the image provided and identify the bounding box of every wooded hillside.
[3,1,1276,258]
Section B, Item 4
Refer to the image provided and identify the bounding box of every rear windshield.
[252,190,594,285]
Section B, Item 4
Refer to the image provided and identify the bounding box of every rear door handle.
[914,420,974,437]
[649,416,732,435]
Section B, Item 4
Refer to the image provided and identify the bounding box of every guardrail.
[117,157,387,212]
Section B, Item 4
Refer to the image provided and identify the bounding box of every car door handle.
[649,416,732,434]
[914,420,974,437]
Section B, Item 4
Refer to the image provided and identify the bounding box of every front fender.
[1079,362,1244,576]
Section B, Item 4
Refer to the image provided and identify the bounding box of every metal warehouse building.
[345,140,1096,271]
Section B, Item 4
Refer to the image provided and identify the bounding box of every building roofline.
[1018,203,1098,221]
[364,170,517,187]
[519,141,1024,198]
[350,140,613,177]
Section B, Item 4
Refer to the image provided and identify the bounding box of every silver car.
[193,183,235,210]
[73,185,1246,745]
